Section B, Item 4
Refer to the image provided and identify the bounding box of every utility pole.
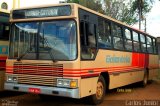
[138,0,143,30]
[144,18,146,32]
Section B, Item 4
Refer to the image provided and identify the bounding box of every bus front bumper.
[5,83,80,99]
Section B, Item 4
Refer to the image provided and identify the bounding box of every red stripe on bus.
[6,65,159,76]
[6,66,143,71]
[132,53,149,68]
[6,65,143,71]
[6,67,144,76]
[0,61,6,69]
[0,56,7,60]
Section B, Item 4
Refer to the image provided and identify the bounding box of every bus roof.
[11,3,154,38]
[75,4,153,37]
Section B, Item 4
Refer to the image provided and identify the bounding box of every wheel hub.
[96,82,104,100]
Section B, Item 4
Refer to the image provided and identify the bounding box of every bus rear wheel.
[89,75,106,105]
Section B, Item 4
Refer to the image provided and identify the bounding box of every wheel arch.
[100,72,110,90]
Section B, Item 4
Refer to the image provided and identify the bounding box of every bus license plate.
[29,88,41,94]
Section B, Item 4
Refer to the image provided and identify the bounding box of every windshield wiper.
[17,50,29,61]
[41,36,57,63]
[49,49,57,63]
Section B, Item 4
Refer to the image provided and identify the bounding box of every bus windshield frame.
[9,19,77,61]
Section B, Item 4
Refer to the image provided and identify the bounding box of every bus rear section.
[0,10,9,91]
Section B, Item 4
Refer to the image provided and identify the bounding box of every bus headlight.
[7,76,17,83]
[7,76,13,82]
[57,79,77,88]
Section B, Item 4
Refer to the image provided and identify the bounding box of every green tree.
[103,0,135,24]
[66,0,154,25]
[103,0,154,25]
[130,0,153,28]
[66,0,104,13]
[67,0,79,3]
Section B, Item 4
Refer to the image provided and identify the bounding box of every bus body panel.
[79,77,98,98]
[148,55,159,79]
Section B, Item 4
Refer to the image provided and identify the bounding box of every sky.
[1,0,160,37]
[145,0,160,37]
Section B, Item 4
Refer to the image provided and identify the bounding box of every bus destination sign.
[12,5,71,19]
[25,8,58,17]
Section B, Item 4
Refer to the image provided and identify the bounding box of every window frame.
[140,34,147,53]
[132,31,141,52]
[123,28,133,51]
[146,36,154,54]
[112,23,124,50]
[97,17,112,49]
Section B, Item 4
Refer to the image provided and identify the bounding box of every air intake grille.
[17,74,57,86]
[13,62,63,77]
[13,62,63,86]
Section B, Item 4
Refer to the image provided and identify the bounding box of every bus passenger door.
[79,14,98,60]
[79,10,99,98]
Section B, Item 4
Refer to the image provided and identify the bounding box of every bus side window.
[140,34,147,52]
[88,24,96,47]
[153,38,157,54]
[80,21,97,60]
[0,23,9,40]
[98,18,111,48]
[0,24,3,38]
[112,24,124,50]
[124,28,133,51]
[146,36,153,53]
[4,25,9,40]
[133,31,140,52]
[80,21,85,46]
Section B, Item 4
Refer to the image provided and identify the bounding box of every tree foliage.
[67,0,104,13]
[66,0,154,25]
[103,0,137,25]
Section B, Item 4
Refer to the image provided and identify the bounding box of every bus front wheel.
[89,75,106,105]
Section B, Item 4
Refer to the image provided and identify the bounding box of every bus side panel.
[109,71,144,89]
[80,77,98,98]
[148,55,159,80]
[0,41,9,91]
[80,50,133,96]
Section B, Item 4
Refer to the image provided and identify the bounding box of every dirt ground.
[0,79,160,106]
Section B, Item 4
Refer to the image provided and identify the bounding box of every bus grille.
[13,62,63,86]
[13,62,63,77]
[17,74,57,86]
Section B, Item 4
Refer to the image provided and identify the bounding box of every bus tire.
[88,75,106,105]
[142,70,148,87]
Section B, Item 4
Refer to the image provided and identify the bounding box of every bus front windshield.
[9,20,77,61]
